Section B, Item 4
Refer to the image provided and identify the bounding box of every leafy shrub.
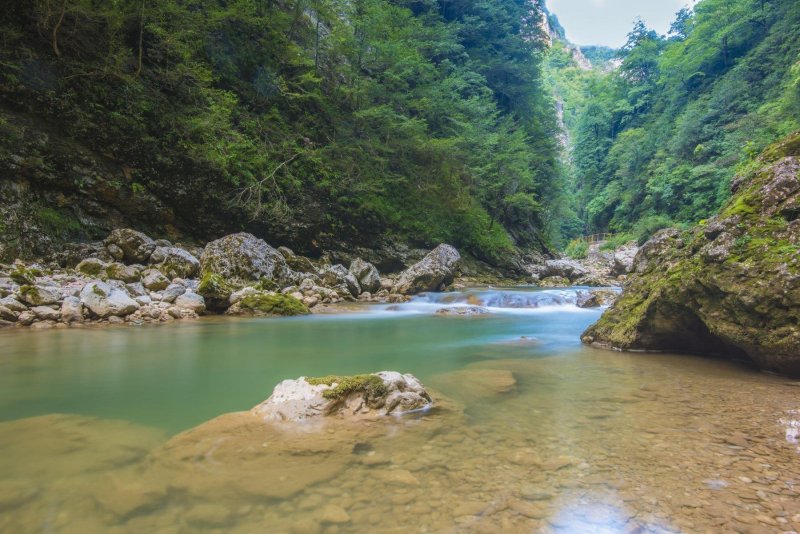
[599,233,635,251]
[632,215,674,245]
[564,238,588,259]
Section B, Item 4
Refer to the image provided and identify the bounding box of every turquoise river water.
[0,288,798,533]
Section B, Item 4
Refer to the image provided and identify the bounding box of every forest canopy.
[0,0,561,263]
[563,0,800,242]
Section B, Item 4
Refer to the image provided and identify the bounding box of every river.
[0,287,798,533]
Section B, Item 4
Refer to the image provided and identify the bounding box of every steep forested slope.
[569,0,800,242]
[0,0,560,265]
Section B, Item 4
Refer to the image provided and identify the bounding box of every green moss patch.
[79,262,105,276]
[239,293,309,316]
[197,271,235,299]
[19,285,40,300]
[721,193,759,218]
[307,374,388,400]
[9,265,42,285]
[759,132,800,163]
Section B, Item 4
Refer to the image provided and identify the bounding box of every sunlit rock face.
[583,133,800,376]
[394,244,461,295]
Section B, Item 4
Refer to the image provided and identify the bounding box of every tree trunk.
[135,0,145,77]
[52,0,68,58]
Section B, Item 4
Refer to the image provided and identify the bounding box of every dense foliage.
[568,0,800,239]
[0,0,561,263]
[579,46,617,71]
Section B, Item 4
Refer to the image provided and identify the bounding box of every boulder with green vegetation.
[582,133,800,376]
[9,262,43,285]
[149,247,200,279]
[17,285,61,306]
[227,292,309,317]
[200,233,290,285]
[252,371,432,421]
[76,258,108,277]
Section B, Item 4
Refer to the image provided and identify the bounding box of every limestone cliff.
[582,132,800,376]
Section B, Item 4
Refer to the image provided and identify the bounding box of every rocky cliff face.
[582,132,800,376]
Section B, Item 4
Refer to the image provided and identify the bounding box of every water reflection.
[546,497,656,533]
[781,409,800,449]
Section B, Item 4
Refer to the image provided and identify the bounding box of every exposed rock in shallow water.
[174,292,205,314]
[394,244,461,295]
[576,289,618,309]
[435,306,491,317]
[582,133,800,376]
[225,291,309,316]
[252,372,433,422]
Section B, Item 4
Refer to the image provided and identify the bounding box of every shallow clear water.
[0,287,799,533]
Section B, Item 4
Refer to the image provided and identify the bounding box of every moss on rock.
[10,264,43,285]
[239,293,309,316]
[582,132,800,376]
[197,271,235,300]
[306,374,388,401]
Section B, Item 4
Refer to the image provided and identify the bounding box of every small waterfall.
[372,288,612,316]
[419,289,579,308]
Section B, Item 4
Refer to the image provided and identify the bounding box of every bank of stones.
[0,229,465,329]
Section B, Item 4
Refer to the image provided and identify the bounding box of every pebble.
[319,505,350,524]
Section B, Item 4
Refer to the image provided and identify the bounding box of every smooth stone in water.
[174,292,205,314]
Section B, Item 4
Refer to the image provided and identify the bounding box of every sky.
[546,0,697,48]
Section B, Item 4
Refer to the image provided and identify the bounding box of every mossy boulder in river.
[253,372,433,421]
[225,291,309,316]
[582,132,800,376]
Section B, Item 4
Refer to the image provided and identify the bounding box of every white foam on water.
[369,288,615,317]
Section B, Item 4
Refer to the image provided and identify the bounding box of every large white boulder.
[80,281,139,318]
[394,244,460,295]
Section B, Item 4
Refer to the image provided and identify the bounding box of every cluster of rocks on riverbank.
[0,229,463,329]
[527,243,637,288]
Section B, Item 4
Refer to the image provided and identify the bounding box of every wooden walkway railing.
[580,233,611,245]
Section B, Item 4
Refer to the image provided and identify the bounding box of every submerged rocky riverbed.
[0,288,798,533]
